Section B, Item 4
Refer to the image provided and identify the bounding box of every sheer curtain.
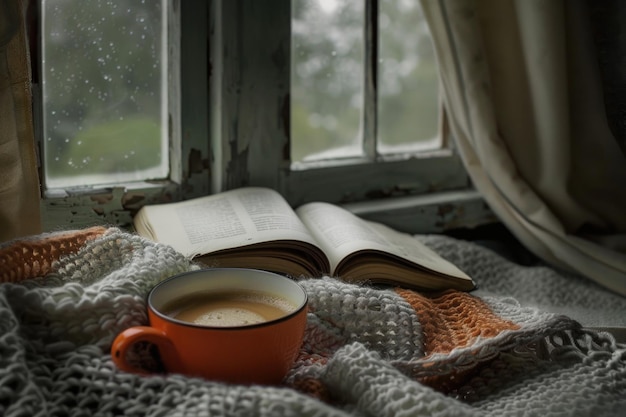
[421,0,626,295]
[0,0,41,242]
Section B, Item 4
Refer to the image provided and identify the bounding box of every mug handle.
[111,326,182,375]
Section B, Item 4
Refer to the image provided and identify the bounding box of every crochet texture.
[0,226,624,417]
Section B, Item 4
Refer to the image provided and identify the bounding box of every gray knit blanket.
[0,226,624,417]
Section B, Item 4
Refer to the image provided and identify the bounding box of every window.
[291,0,365,162]
[211,0,488,234]
[37,0,492,234]
[291,0,441,164]
[36,0,209,229]
[41,0,169,189]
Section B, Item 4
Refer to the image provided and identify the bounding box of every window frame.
[211,0,494,232]
[36,0,495,234]
[36,0,211,231]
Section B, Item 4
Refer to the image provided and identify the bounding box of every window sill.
[341,188,497,234]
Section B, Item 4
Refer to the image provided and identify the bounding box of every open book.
[133,187,476,291]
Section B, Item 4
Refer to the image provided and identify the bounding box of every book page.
[134,187,320,258]
[296,202,471,280]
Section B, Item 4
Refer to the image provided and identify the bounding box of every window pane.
[41,0,168,189]
[377,0,441,153]
[291,0,365,163]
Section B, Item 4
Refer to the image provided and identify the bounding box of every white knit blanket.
[0,227,625,417]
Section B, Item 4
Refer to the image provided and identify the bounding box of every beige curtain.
[422,0,626,295]
[0,0,41,242]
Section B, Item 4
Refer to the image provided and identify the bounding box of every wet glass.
[41,0,169,189]
[291,0,365,163]
[291,0,441,164]
[377,0,441,154]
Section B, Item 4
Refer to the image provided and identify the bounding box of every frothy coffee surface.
[161,290,296,327]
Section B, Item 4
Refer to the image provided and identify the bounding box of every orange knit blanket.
[0,227,624,416]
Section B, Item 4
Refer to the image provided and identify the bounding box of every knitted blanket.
[1,226,625,417]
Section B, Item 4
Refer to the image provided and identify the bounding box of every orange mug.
[111,268,308,385]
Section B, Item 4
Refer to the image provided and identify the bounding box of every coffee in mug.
[111,268,308,385]
[161,289,296,327]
